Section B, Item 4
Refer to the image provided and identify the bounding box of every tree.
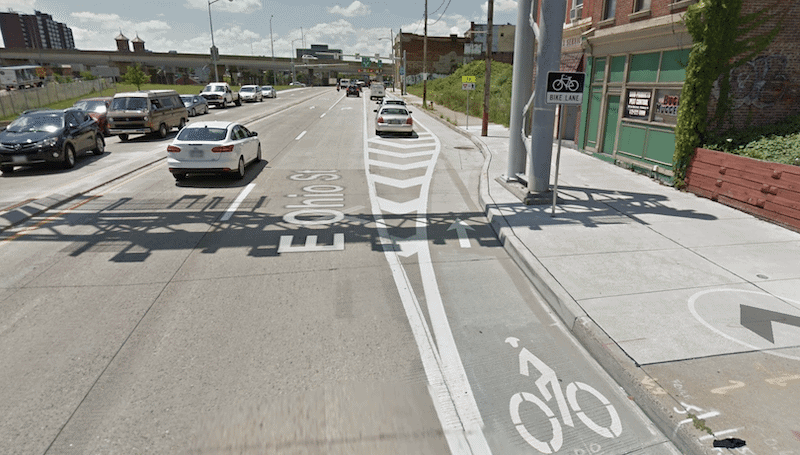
[122,63,150,90]
[673,0,781,186]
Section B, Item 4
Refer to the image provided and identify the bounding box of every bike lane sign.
[546,72,585,105]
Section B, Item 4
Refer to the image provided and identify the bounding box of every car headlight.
[38,137,58,148]
[143,116,149,121]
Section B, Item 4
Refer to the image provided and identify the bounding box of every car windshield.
[262,86,272,90]
[110,97,147,111]
[74,100,107,113]
[204,85,225,93]
[381,108,408,116]
[7,113,64,133]
[180,96,195,105]
[240,87,255,92]
[176,126,228,142]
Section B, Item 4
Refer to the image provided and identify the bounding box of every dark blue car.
[0,108,104,174]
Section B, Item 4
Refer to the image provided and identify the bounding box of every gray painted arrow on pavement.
[740,305,800,343]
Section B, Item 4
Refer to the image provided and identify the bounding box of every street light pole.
[207,0,232,83]
[270,15,276,85]
[291,37,302,84]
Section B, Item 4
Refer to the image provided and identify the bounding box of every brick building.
[464,22,516,65]
[568,0,800,181]
[394,32,468,83]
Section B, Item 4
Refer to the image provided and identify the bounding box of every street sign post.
[461,76,477,130]
[545,71,586,216]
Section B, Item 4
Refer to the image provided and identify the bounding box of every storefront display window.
[625,90,651,119]
[654,89,680,124]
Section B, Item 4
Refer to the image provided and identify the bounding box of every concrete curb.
[412,100,714,455]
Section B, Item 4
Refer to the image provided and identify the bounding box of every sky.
[0,0,520,62]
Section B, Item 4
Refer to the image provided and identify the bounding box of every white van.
[369,82,386,101]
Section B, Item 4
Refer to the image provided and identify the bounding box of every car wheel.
[234,98,242,106]
[190,108,196,117]
[92,135,105,155]
[178,118,186,130]
[222,99,228,109]
[158,123,168,138]
[119,133,129,142]
[174,172,187,181]
[254,144,262,163]
[63,144,76,169]
[234,156,245,180]
[1,165,14,174]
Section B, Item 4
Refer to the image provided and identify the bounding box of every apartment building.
[0,10,75,50]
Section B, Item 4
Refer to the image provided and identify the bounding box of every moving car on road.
[346,84,360,97]
[180,95,209,117]
[239,85,263,102]
[107,90,188,141]
[200,82,241,108]
[73,96,112,136]
[261,85,276,98]
[374,105,413,137]
[166,120,261,181]
[0,107,104,174]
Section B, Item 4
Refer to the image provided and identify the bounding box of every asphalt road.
[0,87,679,454]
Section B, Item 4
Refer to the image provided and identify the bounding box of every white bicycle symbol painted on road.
[551,74,581,92]
[506,337,622,454]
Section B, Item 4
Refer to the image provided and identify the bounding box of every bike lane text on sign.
[546,72,585,105]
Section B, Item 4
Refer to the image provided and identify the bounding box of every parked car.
[73,96,112,136]
[289,82,306,87]
[180,94,209,117]
[374,105,413,136]
[239,85,263,102]
[107,90,188,141]
[200,82,241,108]
[346,84,360,97]
[166,120,261,181]
[261,85,277,98]
[0,108,104,174]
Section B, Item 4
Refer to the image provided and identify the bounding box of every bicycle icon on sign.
[506,337,622,454]
[551,74,581,92]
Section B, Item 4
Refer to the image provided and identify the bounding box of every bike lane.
[374,103,682,454]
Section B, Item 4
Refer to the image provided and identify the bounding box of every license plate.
[388,119,402,124]
[189,149,204,158]
[12,155,26,163]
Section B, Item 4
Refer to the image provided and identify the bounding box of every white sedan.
[166,121,261,181]
[374,105,414,136]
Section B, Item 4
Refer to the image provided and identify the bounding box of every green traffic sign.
[362,57,371,68]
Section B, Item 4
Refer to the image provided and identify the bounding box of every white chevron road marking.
[367,159,431,171]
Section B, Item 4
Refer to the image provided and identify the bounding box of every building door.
[601,95,620,154]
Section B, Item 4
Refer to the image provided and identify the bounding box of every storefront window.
[625,90,651,120]
[654,89,680,124]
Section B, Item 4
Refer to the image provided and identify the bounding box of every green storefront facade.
[577,16,693,183]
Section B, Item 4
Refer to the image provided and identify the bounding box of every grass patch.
[406,60,513,127]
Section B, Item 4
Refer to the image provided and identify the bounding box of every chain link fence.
[0,78,113,119]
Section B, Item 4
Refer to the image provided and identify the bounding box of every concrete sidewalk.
[402,92,800,455]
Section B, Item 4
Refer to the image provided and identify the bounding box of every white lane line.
[360,94,491,455]
[295,130,307,141]
[220,183,255,221]
[320,113,326,118]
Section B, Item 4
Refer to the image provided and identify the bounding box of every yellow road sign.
[462,76,476,83]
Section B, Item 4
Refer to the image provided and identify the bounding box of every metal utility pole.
[422,0,428,108]
[481,0,494,137]
[506,0,535,180]
[526,0,567,197]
